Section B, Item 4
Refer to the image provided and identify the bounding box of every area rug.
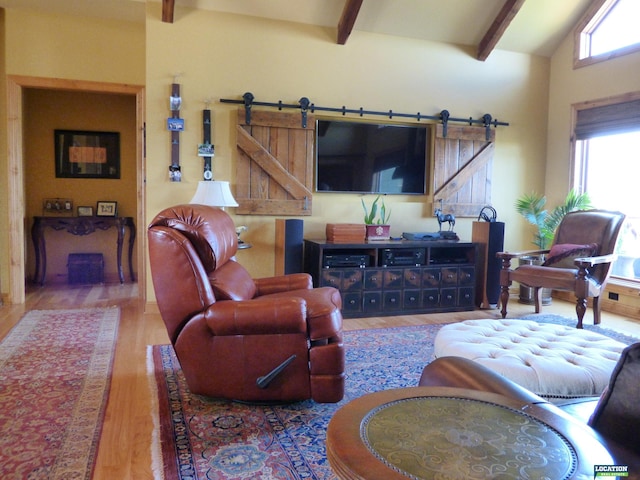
[0,307,119,479]
[149,315,637,480]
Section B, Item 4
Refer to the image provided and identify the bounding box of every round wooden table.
[327,386,614,480]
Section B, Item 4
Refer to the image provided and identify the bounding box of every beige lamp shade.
[190,180,239,207]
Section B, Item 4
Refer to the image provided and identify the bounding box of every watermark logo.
[594,465,629,477]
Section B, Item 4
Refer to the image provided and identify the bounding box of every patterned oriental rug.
[0,308,119,479]
[149,314,637,480]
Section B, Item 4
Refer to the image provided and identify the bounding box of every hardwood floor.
[1,283,639,479]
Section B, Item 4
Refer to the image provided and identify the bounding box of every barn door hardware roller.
[221,92,509,139]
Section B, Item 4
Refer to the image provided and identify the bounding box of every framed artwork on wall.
[54,130,120,179]
[77,206,94,216]
[96,201,118,217]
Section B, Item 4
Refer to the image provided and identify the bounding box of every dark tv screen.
[316,119,428,194]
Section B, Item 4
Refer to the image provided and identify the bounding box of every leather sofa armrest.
[254,273,313,296]
[419,356,548,406]
[204,297,308,336]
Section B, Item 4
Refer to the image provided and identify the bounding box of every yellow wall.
[144,4,551,300]
[23,89,138,283]
[546,31,640,207]
[2,5,554,301]
[3,9,144,84]
[0,8,144,298]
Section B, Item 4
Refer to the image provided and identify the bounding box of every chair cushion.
[543,243,598,269]
[209,260,256,300]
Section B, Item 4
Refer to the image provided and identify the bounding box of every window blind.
[575,99,640,139]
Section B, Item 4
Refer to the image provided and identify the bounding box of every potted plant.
[362,195,391,241]
[515,189,592,250]
[514,189,592,304]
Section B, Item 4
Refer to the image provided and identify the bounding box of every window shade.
[575,99,640,139]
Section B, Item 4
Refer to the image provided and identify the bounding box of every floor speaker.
[472,221,505,309]
[275,219,304,275]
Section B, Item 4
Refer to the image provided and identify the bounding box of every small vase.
[366,224,391,241]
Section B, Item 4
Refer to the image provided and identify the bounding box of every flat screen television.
[315,119,428,194]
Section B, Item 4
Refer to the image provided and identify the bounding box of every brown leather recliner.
[147,204,345,403]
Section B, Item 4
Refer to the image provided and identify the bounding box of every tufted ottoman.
[434,319,626,401]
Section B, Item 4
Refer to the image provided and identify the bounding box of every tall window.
[575,0,640,67]
[573,97,640,281]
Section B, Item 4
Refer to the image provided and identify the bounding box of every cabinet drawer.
[403,289,421,309]
[342,292,362,313]
[441,287,457,306]
[422,268,441,287]
[441,268,458,286]
[458,287,474,307]
[363,291,382,313]
[320,270,342,288]
[423,289,439,307]
[403,268,421,288]
[383,269,403,288]
[383,290,402,311]
[364,270,384,290]
[458,266,475,286]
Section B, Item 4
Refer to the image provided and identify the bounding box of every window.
[572,95,640,281]
[574,0,640,68]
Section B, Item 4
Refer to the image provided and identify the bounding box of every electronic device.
[380,248,425,267]
[323,254,370,268]
[403,231,460,241]
[315,119,428,195]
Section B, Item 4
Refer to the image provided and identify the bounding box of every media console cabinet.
[303,239,477,318]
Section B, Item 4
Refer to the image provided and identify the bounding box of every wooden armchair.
[497,209,625,328]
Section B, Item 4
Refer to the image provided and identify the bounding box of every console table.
[32,216,136,285]
[303,239,477,318]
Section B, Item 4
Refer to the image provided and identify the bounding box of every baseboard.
[553,284,640,321]
[145,301,160,314]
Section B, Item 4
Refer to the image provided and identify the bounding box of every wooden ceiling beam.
[162,0,175,23]
[337,0,364,45]
[477,0,526,61]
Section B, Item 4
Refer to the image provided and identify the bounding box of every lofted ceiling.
[0,0,594,59]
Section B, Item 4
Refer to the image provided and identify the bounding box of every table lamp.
[190,180,239,208]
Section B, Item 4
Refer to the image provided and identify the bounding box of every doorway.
[6,75,145,304]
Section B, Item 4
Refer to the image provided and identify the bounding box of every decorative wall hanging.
[168,77,183,182]
[197,100,214,181]
[220,92,509,140]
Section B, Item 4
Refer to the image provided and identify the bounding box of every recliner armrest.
[254,273,313,295]
[204,297,308,336]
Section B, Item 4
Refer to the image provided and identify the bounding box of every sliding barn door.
[432,124,495,217]
[235,109,314,216]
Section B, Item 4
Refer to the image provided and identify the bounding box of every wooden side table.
[327,386,615,480]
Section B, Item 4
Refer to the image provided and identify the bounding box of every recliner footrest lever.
[256,355,297,389]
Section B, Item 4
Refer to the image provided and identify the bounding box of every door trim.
[6,75,145,303]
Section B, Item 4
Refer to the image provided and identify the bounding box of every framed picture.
[43,198,74,216]
[96,201,118,217]
[54,130,120,179]
[77,206,94,217]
